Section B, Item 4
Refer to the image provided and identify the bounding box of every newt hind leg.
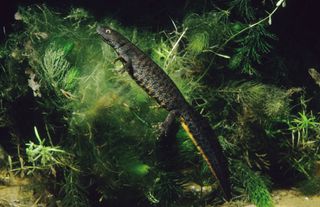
[156,110,180,170]
[158,110,180,140]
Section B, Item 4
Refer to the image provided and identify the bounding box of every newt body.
[97,26,231,199]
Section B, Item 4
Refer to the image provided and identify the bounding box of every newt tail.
[97,26,231,200]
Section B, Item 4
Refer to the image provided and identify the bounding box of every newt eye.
[105,29,111,34]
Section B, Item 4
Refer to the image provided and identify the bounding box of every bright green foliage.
[42,44,71,87]
[40,41,79,94]
[24,127,76,174]
[232,160,274,207]
[128,163,150,176]
[187,31,210,54]
[183,11,231,55]
[119,153,151,177]
[282,103,320,178]
[288,110,319,147]
[26,127,63,166]
[63,67,79,91]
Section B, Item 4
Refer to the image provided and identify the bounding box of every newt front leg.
[114,56,132,74]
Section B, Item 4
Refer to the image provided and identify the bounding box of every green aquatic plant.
[215,81,291,121]
[23,126,77,175]
[187,31,210,54]
[281,104,320,178]
[64,7,91,29]
[225,0,286,74]
[38,41,79,97]
[147,172,183,207]
[228,24,275,75]
[61,170,89,207]
[183,11,231,57]
[21,126,85,206]
[231,160,273,207]
[229,0,255,20]
[195,81,297,176]
[42,44,71,86]
[288,110,319,148]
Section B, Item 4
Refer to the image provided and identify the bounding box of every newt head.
[96,26,128,49]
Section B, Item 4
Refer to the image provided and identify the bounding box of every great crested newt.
[97,26,231,200]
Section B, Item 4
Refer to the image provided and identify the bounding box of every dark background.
[1,0,320,88]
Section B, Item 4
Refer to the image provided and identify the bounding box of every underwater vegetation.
[0,0,320,206]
